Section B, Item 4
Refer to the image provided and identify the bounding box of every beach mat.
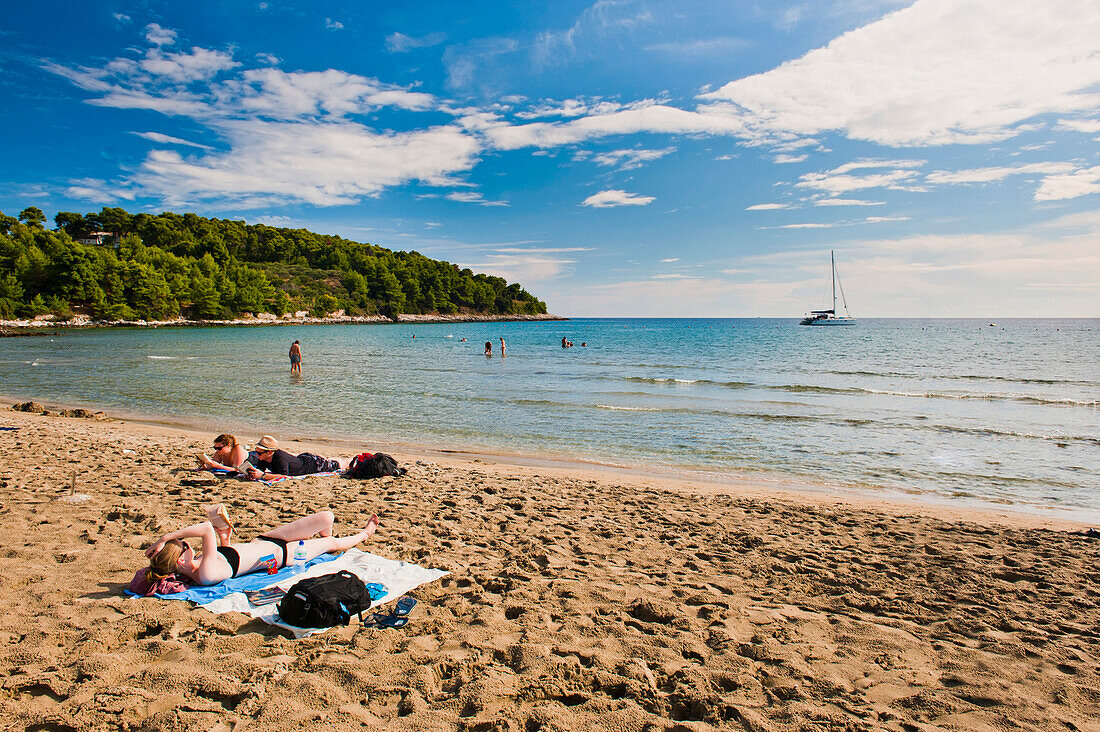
[202,549,448,638]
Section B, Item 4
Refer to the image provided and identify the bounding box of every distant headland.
[0,205,552,326]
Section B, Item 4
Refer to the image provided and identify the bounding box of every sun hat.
[256,435,279,451]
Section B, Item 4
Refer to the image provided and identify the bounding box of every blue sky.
[1,0,1098,317]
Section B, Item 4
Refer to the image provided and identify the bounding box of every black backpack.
[278,570,372,627]
[347,452,405,479]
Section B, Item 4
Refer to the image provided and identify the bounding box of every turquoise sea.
[2,318,1097,521]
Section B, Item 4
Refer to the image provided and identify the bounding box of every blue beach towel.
[125,552,339,604]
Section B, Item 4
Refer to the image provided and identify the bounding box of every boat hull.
[799,316,856,326]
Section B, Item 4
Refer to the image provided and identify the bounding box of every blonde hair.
[214,434,238,449]
[149,539,184,579]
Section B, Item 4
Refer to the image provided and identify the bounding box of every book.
[245,587,286,606]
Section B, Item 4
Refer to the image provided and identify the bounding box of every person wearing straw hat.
[247,435,343,481]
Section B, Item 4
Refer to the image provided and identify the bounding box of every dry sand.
[0,407,1097,732]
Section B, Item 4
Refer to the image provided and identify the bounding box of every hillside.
[0,206,548,322]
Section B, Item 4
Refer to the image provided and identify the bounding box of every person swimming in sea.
[485,341,492,356]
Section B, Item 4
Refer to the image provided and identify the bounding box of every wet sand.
[0,407,1097,731]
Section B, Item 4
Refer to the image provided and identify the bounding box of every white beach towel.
[201,548,448,638]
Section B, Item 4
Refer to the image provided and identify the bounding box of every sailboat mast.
[831,250,836,313]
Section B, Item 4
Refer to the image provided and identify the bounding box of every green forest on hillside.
[0,206,547,321]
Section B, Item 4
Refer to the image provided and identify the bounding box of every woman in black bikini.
[144,510,379,586]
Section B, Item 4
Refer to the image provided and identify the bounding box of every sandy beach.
[0,406,1097,732]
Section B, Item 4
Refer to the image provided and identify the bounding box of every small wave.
[147,355,178,360]
[622,376,753,389]
[827,368,1096,388]
[770,384,862,395]
[595,404,663,411]
[929,424,1100,446]
[769,383,1097,407]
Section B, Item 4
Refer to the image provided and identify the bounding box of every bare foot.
[365,514,379,537]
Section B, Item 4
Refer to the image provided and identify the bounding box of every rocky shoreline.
[0,311,566,335]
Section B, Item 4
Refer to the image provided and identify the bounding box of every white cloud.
[581,189,655,208]
[926,161,1075,185]
[113,13,131,24]
[1033,165,1100,201]
[483,102,751,150]
[515,97,640,120]
[144,23,177,46]
[774,153,807,163]
[386,32,446,53]
[140,47,240,83]
[660,257,680,262]
[44,40,470,208]
[813,198,884,206]
[255,52,280,65]
[698,0,1100,147]
[1057,118,1100,133]
[462,252,576,282]
[325,18,344,31]
[445,191,510,206]
[832,158,925,175]
[590,147,674,169]
[224,68,434,117]
[746,203,791,210]
[796,168,922,194]
[129,131,214,150]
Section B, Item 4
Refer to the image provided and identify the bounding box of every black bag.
[347,452,405,479]
[277,570,372,627]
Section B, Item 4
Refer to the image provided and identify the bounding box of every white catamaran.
[800,250,855,326]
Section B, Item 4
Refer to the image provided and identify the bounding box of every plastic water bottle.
[293,540,308,571]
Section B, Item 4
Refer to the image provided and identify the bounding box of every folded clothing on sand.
[127,568,194,596]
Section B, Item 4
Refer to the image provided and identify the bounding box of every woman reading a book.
[196,433,253,471]
[135,507,379,589]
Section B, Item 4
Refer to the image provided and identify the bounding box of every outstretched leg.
[262,510,335,542]
[296,515,379,562]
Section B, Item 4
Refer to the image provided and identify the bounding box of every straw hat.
[255,435,279,451]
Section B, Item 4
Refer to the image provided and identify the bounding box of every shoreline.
[0,311,566,334]
[2,395,1089,531]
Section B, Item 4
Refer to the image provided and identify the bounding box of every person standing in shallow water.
[484,341,492,356]
[289,340,302,375]
[500,337,506,356]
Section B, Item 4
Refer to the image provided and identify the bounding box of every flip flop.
[393,596,417,616]
[368,613,409,629]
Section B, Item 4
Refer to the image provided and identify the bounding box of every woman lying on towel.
[135,508,379,590]
[196,433,253,471]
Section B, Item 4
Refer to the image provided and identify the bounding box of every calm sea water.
[3,318,1097,520]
